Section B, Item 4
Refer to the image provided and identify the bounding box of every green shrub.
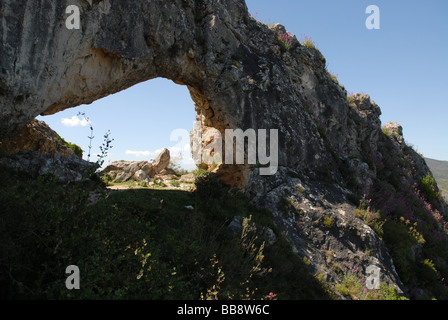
[192,168,209,178]
[355,207,385,238]
[140,181,148,188]
[323,216,334,229]
[334,272,363,299]
[299,35,316,49]
[419,173,442,204]
[334,267,407,300]
[277,31,294,52]
[101,173,113,185]
[60,137,83,158]
[170,180,180,188]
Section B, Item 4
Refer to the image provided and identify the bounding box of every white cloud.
[125,150,162,158]
[126,145,191,159]
[61,116,89,127]
[126,145,195,169]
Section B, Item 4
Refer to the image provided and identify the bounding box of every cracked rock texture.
[1,0,447,298]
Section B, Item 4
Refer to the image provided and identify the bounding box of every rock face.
[0,119,76,156]
[1,0,448,298]
[248,167,405,292]
[0,0,385,188]
[0,150,96,182]
[0,0,328,180]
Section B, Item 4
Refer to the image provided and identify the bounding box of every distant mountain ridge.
[426,158,448,200]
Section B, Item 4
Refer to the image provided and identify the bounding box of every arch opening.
[33,77,249,189]
[38,78,197,171]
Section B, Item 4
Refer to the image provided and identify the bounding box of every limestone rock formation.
[383,121,404,145]
[248,167,404,292]
[0,119,77,156]
[0,150,96,182]
[101,160,152,182]
[1,0,447,299]
[152,148,171,174]
[101,148,171,182]
[179,173,196,183]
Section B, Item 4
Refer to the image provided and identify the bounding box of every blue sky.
[39,78,197,169]
[38,0,448,169]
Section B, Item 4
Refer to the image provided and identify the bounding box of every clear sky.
[38,0,448,169]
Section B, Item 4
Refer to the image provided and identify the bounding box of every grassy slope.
[2,147,444,300]
[425,158,448,200]
[0,166,331,300]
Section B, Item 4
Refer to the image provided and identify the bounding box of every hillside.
[426,158,448,200]
[1,0,448,301]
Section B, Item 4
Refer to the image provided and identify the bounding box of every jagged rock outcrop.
[101,148,171,182]
[0,150,95,182]
[102,160,154,182]
[152,148,171,174]
[0,0,328,181]
[2,0,447,298]
[248,167,405,292]
[0,119,77,156]
[380,121,446,217]
[0,0,386,190]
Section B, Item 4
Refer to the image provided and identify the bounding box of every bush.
[277,31,294,52]
[419,173,442,204]
[192,168,209,178]
[355,197,385,238]
[301,35,316,49]
[323,216,334,229]
[170,180,180,188]
[334,266,407,300]
[140,181,148,188]
[60,137,83,158]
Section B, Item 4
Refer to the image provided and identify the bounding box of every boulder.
[152,148,171,173]
[180,173,196,183]
[102,161,147,181]
[102,161,149,182]
[133,169,149,182]
[141,163,154,175]
[101,149,170,182]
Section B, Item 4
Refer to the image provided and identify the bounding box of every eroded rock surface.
[101,148,171,182]
[1,0,447,298]
[0,119,76,156]
[0,150,95,182]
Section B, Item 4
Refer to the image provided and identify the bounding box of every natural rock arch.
[5,0,447,296]
[0,0,331,189]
